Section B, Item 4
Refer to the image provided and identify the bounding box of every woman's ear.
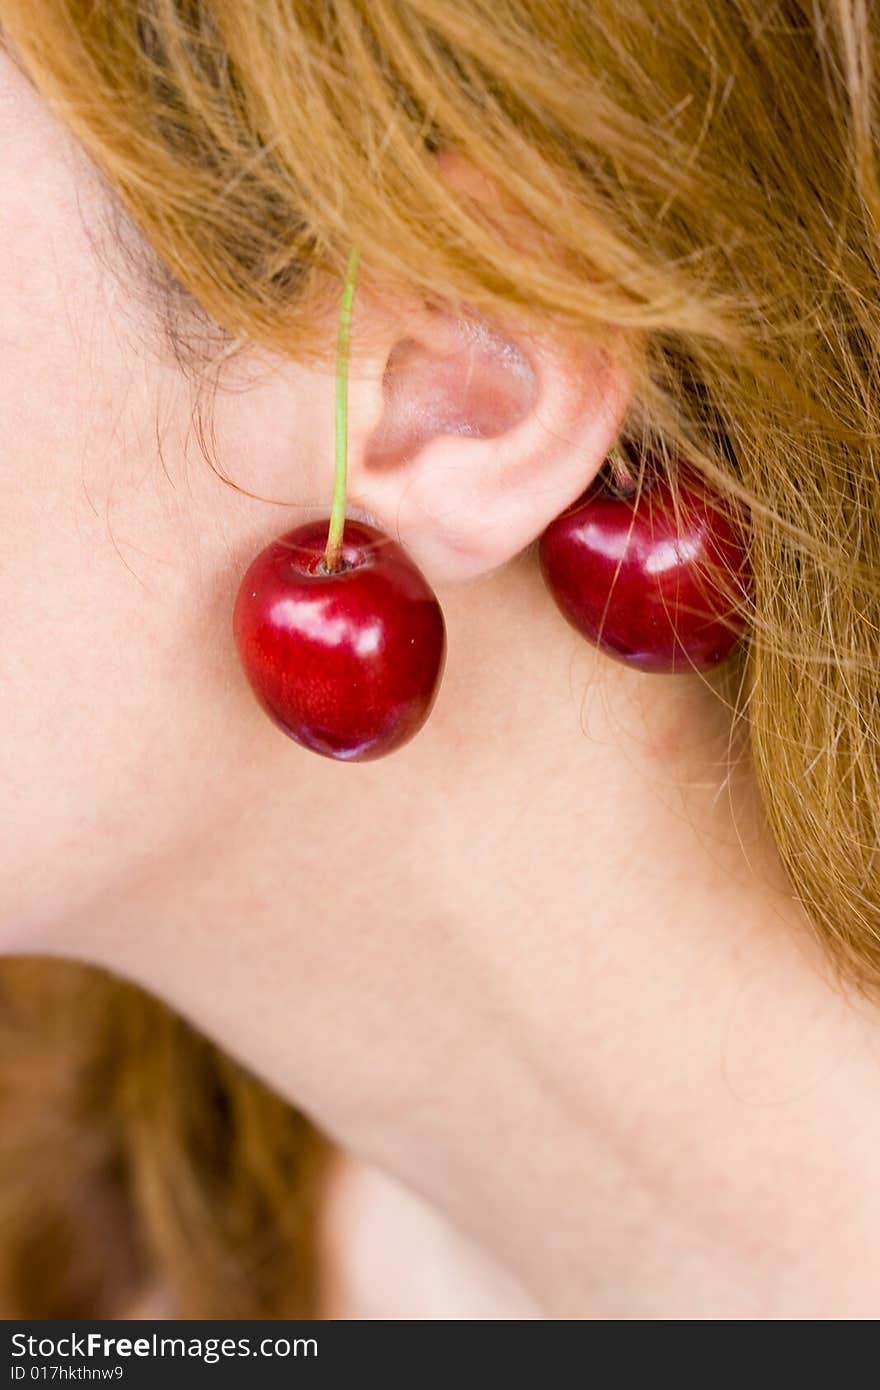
[343,297,632,585]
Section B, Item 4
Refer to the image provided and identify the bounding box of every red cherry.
[539,472,750,673]
[233,520,446,760]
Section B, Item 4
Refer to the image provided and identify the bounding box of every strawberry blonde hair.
[2,0,880,1315]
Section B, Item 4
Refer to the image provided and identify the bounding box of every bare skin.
[3,53,880,1320]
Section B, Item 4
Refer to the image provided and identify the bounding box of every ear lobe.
[349,306,631,586]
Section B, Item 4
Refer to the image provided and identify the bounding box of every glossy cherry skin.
[539,473,750,673]
[233,520,446,760]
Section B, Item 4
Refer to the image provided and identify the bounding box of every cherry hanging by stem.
[231,248,447,760]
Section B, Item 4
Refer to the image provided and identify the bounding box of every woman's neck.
[321,833,880,1318]
[63,554,880,1318]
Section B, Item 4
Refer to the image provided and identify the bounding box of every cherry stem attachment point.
[324,245,362,572]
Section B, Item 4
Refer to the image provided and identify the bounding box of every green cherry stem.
[323,245,362,572]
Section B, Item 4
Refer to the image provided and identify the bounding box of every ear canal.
[364,313,539,471]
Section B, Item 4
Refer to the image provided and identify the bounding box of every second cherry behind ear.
[539,467,751,673]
